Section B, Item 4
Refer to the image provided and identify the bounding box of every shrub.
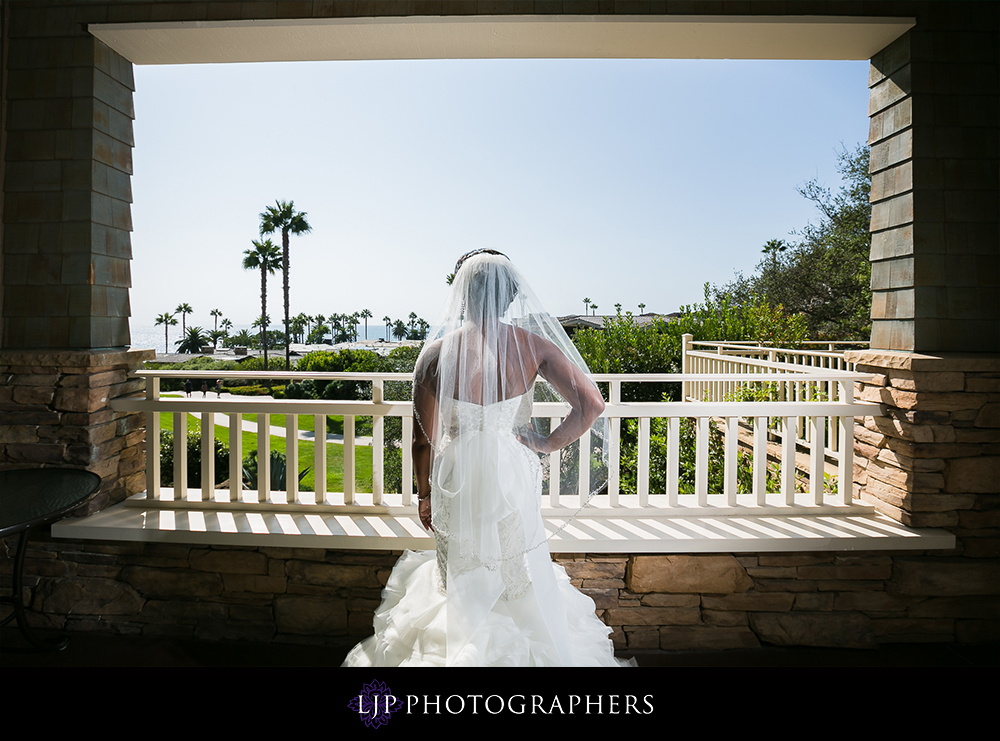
[242,449,311,491]
[159,429,231,488]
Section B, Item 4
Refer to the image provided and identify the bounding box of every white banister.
[118,369,879,526]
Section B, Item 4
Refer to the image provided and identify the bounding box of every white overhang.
[88,15,915,65]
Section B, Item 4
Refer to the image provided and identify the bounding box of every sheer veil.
[411,251,610,663]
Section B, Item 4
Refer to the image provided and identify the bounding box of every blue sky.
[129,57,869,339]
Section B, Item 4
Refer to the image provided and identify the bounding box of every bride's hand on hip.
[517,429,552,455]
[418,497,433,532]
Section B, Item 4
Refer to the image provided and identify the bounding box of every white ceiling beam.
[89,15,915,65]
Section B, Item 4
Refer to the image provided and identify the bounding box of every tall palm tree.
[243,238,281,370]
[210,308,223,334]
[360,308,373,340]
[638,303,646,314]
[155,312,177,354]
[583,297,591,315]
[383,315,391,341]
[175,303,193,334]
[259,200,312,371]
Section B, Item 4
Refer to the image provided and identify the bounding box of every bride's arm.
[412,346,439,531]
[518,334,604,455]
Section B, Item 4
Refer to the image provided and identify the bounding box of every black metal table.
[1,468,101,650]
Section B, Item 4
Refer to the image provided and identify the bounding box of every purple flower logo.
[348,680,402,728]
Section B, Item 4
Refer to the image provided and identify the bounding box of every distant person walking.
[201,381,208,397]
[215,380,223,397]
[184,379,192,397]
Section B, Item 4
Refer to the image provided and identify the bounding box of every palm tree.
[175,303,193,334]
[583,297,591,316]
[291,313,308,343]
[175,326,209,354]
[228,329,255,348]
[638,303,646,314]
[392,320,407,341]
[243,238,281,370]
[210,308,223,334]
[154,312,177,354]
[591,303,598,316]
[259,200,312,371]
[416,318,430,340]
[360,308,373,340]
[383,315,391,341]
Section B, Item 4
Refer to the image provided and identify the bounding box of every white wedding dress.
[343,392,628,667]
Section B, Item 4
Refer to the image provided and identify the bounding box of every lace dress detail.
[432,393,536,601]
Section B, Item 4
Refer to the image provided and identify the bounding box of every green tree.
[175,303,193,334]
[175,326,210,353]
[224,329,255,348]
[210,307,223,334]
[726,144,873,340]
[242,238,281,370]
[360,308,373,340]
[392,319,408,341]
[259,200,312,371]
[154,312,177,354]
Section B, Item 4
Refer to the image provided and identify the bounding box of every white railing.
[680,335,866,455]
[111,369,881,520]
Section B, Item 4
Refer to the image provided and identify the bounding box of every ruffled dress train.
[343,394,629,668]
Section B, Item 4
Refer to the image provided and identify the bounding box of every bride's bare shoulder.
[413,337,443,380]
[509,324,558,357]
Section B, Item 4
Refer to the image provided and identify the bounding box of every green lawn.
[160,411,373,492]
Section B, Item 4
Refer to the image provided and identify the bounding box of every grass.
[159,411,373,492]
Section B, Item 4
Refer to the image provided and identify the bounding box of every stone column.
[848,4,999,623]
[1,5,145,511]
[0,348,153,510]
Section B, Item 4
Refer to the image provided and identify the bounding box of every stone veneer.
[847,350,999,551]
[4,542,996,650]
[0,349,153,512]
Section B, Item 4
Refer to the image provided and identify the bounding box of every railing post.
[838,379,855,505]
[401,415,413,506]
[286,413,298,503]
[200,412,214,502]
[314,414,326,505]
[258,412,270,503]
[637,416,649,507]
[666,416,679,507]
[681,333,693,401]
[724,416,737,507]
[145,375,160,501]
[229,412,242,503]
[608,380,620,506]
[372,379,384,504]
[344,414,355,504]
[173,411,186,501]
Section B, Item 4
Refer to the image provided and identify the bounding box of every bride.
[343,250,629,667]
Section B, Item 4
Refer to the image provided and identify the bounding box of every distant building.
[558,312,680,337]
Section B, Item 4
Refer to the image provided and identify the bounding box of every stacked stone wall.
[3,538,996,650]
[0,349,153,512]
